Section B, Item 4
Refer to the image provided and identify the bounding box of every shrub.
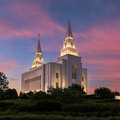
[0,102,14,111]
[33,101,61,112]
[15,105,28,111]
[102,111,113,117]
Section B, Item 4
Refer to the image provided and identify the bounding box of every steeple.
[36,34,42,53]
[66,20,73,38]
[32,34,45,68]
[60,21,78,57]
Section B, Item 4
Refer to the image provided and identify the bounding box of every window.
[82,77,84,81]
[40,57,41,60]
[71,42,73,47]
[56,73,58,78]
[72,73,76,79]
[65,43,66,47]
[56,82,58,88]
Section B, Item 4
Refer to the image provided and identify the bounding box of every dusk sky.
[0,0,120,94]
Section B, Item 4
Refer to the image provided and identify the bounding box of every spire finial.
[38,34,40,40]
[36,33,42,53]
[66,20,73,38]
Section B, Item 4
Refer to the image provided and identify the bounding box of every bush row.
[5,101,61,112]
[1,115,120,120]
[0,110,120,117]
[0,101,120,114]
[62,103,120,113]
[0,102,14,111]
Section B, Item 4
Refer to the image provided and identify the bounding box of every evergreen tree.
[0,72,9,90]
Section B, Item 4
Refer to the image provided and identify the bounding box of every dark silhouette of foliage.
[94,87,114,99]
[19,92,28,99]
[0,72,9,90]
[0,88,4,100]
[47,84,85,104]
[26,91,34,98]
[68,84,86,94]
[4,88,18,99]
[30,91,49,100]
[112,90,120,95]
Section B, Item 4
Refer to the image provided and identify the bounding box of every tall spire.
[32,34,45,68]
[60,21,78,57]
[66,20,73,38]
[36,34,42,53]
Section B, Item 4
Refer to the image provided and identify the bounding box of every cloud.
[0,59,19,73]
[9,60,19,67]
[0,1,66,40]
[73,18,120,94]
[75,18,120,56]
[8,76,20,83]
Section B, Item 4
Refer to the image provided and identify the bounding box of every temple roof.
[36,34,42,53]
[66,20,73,38]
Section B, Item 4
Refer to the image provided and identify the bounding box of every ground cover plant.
[0,84,120,118]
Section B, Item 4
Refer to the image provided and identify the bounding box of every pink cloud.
[88,86,120,95]
[0,63,10,73]
[0,1,66,40]
[74,20,120,94]
[10,79,20,83]
[74,18,120,56]
[87,88,94,95]
[9,60,19,67]
[0,59,19,73]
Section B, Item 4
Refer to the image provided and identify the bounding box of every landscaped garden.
[0,85,120,120]
[0,72,120,120]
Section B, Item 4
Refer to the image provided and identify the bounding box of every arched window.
[56,82,58,88]
[72,65,78,84]
[65,43,66,47]
[82,76,84,81]
[82,76,84,87]
[71,42,73,47]
[56,73,58,78]
[56,72,59,88]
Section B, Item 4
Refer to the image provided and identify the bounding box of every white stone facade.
[21,21,87,93]
[115,96,120,100]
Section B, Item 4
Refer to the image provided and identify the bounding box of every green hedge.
[62,102,120,113]
[15,101,61,112]
[0,102,14,111]
[1,115,120,120]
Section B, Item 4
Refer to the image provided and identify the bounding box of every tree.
[30,91,49,100]
[0,72,9,90]
[19,92,28,99]
[0,88,4,100]
[68,84,86,94]
[94,87,114,99]
[4,88,18,99]
[112,90,120,96]
[47,84,85,104]
[27,91,34,98]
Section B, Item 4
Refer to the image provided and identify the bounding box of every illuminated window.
[56,73,58,78]
[56,82,58,88]
[72,73,76,79]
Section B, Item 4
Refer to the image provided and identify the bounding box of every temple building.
[21,21,87,93]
